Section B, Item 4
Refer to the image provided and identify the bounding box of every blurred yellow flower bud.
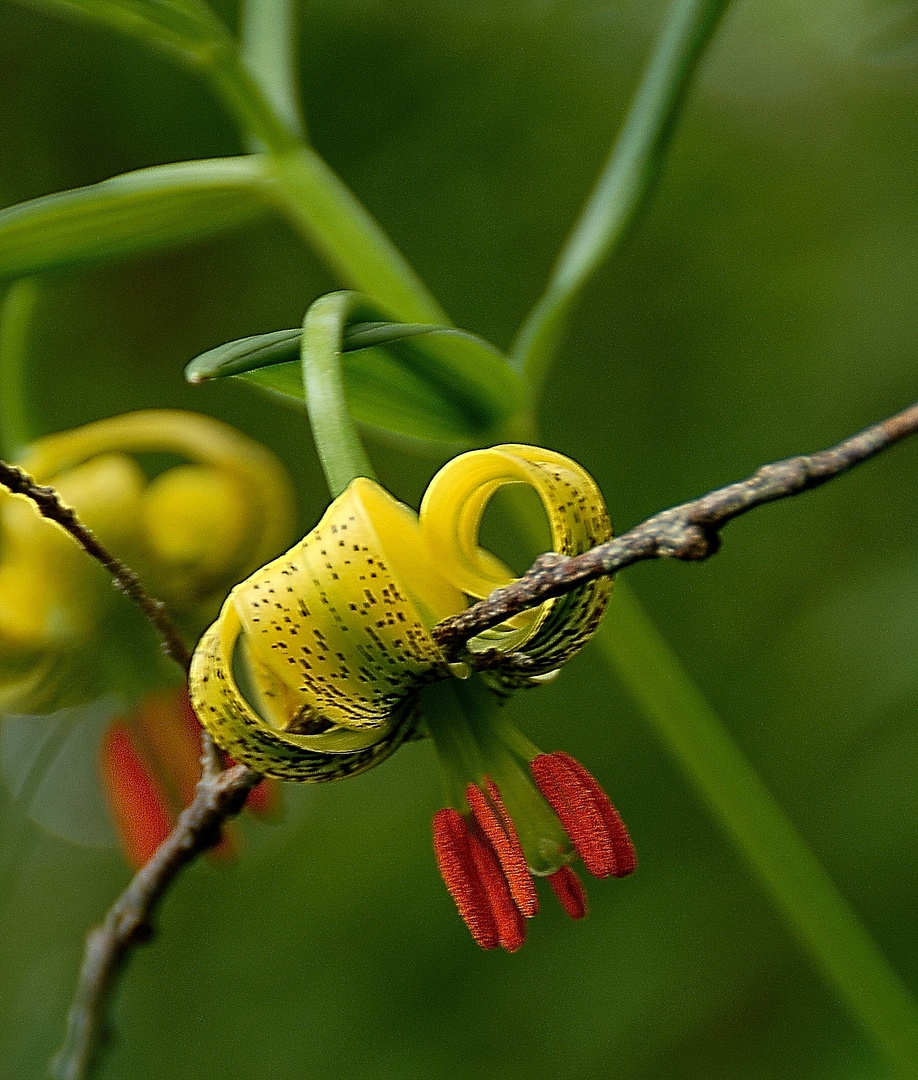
[0,410,293,714]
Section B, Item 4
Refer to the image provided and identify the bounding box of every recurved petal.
[188,598,419,781]
[419,444,613,673]
[231,476,463,731]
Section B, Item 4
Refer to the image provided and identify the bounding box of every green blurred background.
[2,1,918,1077]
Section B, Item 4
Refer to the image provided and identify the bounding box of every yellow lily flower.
[190,445,635,950]
[0,409,293,714]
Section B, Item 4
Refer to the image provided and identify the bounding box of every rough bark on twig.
[432,399,918,655]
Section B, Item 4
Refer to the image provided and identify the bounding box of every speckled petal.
[189,477,466,780]
[231,478,463,729]
[419,444,613,678]
[189,601,419,781]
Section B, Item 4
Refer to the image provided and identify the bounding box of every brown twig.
[50,761,262,1080]
[5,399,917,1080]
[432,399,918,655]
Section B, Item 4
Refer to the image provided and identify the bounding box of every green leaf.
[185,296,528,446]
[10,0,228,61]
[0,157,273,281]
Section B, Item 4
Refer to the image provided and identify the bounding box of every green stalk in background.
[599,584,918,1079]
[511,0,731,393]
[240,0,306,143]
[0,278,39,459]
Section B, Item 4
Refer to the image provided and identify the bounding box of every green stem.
[301,292,376,496]
[598,581,918,1078]
[191,19,450,325]
[0,279,40,459]
[266,149,450,325]
[240,0,306,142]
[202,40,303,155]
[511,0,731,392]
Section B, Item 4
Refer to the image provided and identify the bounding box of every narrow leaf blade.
[185,300,527,446]
[11,0,225,59]
[0,157,273,281]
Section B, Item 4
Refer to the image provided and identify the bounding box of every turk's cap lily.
[188,442,633,948]
[0,410,293,713]
[189,444,612,780]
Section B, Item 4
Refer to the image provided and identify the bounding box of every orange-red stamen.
[465,780,538,918]
[433,808,499,949]
[466,827,526,952]
[433,807,528,952]
[547,865,588,920]
[556,752,636,877]
[531,752,636,878]
[99,722,174,869]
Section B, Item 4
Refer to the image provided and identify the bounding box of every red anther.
[99,723,174,869]
[547,865,588,920]
[433,808,499,949]
[554,753,636,878]
[531,752,636,879]
[465,780,538,918]
[467,828,526,952]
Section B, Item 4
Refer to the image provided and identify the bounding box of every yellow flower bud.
[0,410,293,714]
